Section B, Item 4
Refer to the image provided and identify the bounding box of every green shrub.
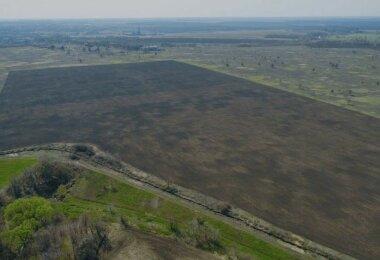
[164,183,179,194]
[169,220,181,236]
[220,204,233,217]
[184,218,223,252]
[1,197,54,252]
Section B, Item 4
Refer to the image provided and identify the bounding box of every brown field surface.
[0,61,379,259]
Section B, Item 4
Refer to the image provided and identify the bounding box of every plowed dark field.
[0,61,379,259]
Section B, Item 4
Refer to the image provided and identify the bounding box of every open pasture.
[165,45,380,117]
[0,61,379,259]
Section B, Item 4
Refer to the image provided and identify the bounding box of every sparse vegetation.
[183,218,222,251]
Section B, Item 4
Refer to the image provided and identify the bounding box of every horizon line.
[1,16,380,21]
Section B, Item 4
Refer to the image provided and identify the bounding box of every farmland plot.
[0,61,379,259]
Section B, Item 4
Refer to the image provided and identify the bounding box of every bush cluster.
[26,214,111,260]
[0,160,111,259]
[2,160,77,204]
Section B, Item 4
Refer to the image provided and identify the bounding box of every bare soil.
[0,61,379,259]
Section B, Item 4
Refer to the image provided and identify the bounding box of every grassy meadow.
[0,157,37,189]
[0,156,297,259]
[57,169,296,259]
[164,45,380,117]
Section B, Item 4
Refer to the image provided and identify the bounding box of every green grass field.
[58,169,296,259]
[0,157,37,188]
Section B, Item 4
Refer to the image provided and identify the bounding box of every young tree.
[1,197,54,253]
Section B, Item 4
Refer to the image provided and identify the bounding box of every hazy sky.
[0,0,379,19]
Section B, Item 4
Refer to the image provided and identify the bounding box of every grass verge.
[57,169,297,259]
[0,157,37,189]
